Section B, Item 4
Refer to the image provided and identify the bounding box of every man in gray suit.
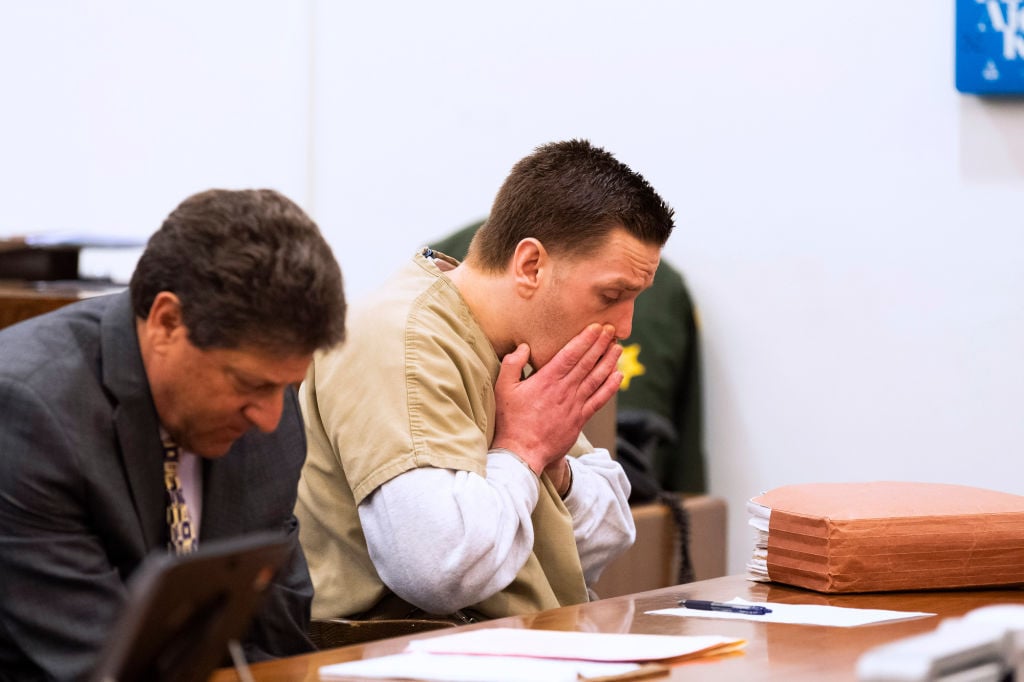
[0,189,347,680]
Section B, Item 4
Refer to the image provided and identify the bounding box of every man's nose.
[613,301,635,340]
[242,392,285,433]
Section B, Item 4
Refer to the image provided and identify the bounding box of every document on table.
[648,598,936,627]
[320,652,659,682]
[319,627,746,681]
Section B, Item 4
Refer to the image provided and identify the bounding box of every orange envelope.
[751,482,1024,593]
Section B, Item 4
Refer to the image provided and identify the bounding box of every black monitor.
[90,531,291,682]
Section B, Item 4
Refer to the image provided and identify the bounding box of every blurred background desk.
[208,574,1024,681]
[0,234,138,330]
[0,281,124,330]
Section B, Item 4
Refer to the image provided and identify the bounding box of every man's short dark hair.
[130,189,346,354]
[468,139,675,271]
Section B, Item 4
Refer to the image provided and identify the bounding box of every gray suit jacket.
[0,291,314,681]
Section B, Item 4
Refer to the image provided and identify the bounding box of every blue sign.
[956,0,1024,94]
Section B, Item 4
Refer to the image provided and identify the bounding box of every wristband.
[559,458,574,499]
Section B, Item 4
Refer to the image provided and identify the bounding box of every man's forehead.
[598,272,654,292]
[597,250,661,288]
[213,346,312,383]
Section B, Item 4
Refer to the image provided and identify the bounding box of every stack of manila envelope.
[746,481,1024,593]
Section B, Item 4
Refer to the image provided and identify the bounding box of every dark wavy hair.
[468,139,675,271]
[130,188,346,354]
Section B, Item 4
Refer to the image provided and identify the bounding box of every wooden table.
[209,574,1024,681]
[0,280,124,329]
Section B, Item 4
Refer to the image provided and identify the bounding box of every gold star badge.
[617,343,645,390]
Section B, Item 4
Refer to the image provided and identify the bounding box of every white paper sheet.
[319,628,746,681]
[648,597,936,627]
[406,627,742,661]
[319,652,645,682]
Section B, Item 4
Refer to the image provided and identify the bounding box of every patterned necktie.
[162,437,197,555]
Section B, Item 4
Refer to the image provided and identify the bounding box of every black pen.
[678,599,772,615]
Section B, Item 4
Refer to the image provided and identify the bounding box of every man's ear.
[511,238,548,299]
[143,292,186,352]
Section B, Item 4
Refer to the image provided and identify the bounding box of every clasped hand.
[491,323,623,477]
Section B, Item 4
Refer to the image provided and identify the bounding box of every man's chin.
[189,433,245,458]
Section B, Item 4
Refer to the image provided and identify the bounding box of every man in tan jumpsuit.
[297,139,676,621]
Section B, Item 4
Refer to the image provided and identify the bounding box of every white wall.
[3,1,1023,575]
[0,2,312,280]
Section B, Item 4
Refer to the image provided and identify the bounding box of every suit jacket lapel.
[100,291,166,552]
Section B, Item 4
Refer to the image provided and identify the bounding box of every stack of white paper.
[745,498,771,582]
[319,627,746,682]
